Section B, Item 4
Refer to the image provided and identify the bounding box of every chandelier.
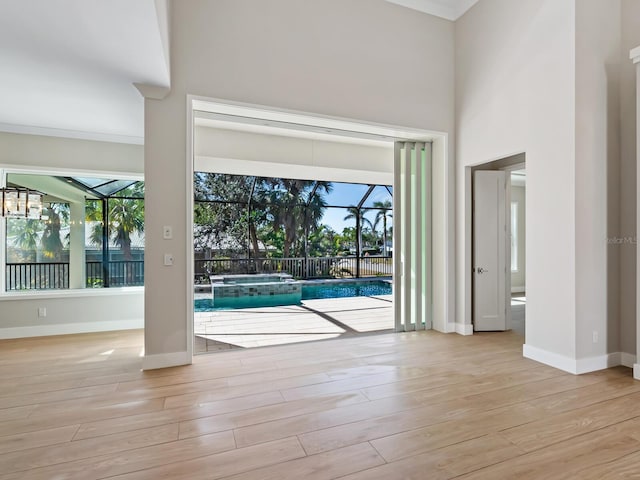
[1,188,44,219]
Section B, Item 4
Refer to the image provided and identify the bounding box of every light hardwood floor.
[0,329,638,479]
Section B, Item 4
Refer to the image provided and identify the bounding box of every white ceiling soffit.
[194,113,396,148]
[386,0,479,20]
[0,0,170,144]
[192,99,440,143]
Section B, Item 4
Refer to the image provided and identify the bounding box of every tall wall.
[575,0,622,360]
[456,0,577,360]
[0,131,144,338]
[144,0,456,365]
[620,0,640,358]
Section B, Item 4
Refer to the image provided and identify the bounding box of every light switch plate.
[164,253,174,266]
[163,226,173,240]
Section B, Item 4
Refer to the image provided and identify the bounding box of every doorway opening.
[470,154,526,336]
[186,97,449,357]
[192,172,394,352]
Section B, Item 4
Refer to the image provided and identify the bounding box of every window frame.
[0,165,144,297]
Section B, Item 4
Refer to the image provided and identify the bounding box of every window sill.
[0,286,144,301]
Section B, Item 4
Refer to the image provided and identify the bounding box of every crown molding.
[0,122,143,145]
[134,82,171,100]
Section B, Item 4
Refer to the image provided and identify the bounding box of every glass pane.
[94,180,138,196]
[324,182,371,208]
[72,177,109,188]
[111,181,144,198]
[5,202,70,290]
[106,198,145,287]
[3,172,145,292]
[362,185,392,209]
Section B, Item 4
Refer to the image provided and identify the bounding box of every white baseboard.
[143,351,191,370]
[524,344,637,375]
[575,353,622,374]
[523,344,578,373]
[0,319,143,340]
[622,353,637,369]
[634,364,640,380]
[455,323,474,335]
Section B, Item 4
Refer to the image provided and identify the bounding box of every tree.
[193,173,259,256]
[343,207,373,257]
[108,198,144,260]
[41,203,70,261]
[85,184,145,261]
[265,179,331,257]
[9,218,42,262]
[373,200,392,256]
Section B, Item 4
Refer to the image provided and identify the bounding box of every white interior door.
[473,170,509,331]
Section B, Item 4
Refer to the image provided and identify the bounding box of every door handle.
[476,267,488,274]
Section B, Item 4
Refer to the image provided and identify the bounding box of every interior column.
[633,45,640,380]
[69,201,86,289]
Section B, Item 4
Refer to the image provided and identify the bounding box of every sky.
[320,182,392,233]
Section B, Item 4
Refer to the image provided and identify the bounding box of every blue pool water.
[194,280,392,312]
[301,281,392,300]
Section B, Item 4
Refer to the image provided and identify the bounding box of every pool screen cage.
[194,173,393,281]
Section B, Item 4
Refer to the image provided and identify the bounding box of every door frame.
[185,95,454,358]
[465,153,525,333]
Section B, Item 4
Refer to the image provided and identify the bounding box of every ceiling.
[386,0,479,20]
[0,0,169,144]
[0,1,475,146]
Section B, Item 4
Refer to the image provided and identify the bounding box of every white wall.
[0,290,144,339]
[0,131,144,338]
[620,0,640,359]
[456,0,577,360]
[510,184,526,292]
[575,0,621,361]
[0,131,143,174]
[144,0,455,365]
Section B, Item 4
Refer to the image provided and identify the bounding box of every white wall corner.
[523,344,578,374]
[134,83,171,100]
[630,45,640,64]
[524,345,632,375]
[621,353,637,369]
[143,350,191,370]
[455,323,473,335]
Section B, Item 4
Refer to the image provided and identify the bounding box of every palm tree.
[373,200,392,256]
[10,219,42,262]
[41,203,69,261]
[343,207,373,257]
[109,198,144,261]
[85,193,144,285]
[266,179,331,257]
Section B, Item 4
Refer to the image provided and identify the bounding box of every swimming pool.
[194,280,392,312]
[301,281,392,300]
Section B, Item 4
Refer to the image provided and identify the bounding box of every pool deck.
[195,294,393,353]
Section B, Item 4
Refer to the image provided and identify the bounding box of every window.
[511,201,518,272]
[3,172,144,291]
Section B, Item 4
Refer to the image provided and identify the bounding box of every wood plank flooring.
[0,328,638,479]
